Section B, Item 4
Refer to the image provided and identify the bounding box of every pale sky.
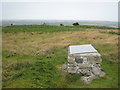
[1,0,119,22]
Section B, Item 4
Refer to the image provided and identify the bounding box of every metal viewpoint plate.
[69,44,98,54]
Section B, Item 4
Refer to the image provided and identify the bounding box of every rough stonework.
[62,44,105,84]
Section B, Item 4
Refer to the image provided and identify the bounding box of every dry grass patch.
[3,29,118,56]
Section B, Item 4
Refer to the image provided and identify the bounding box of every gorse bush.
[73,22,79,26]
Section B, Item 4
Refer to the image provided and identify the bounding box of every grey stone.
[62,44,105,84]
[79,68,89,75]
[78,64,92,68]
[68,63,77,67]
[62,64,67,72]
[67,56,75,64]
[99,71,106,77]
[81,76,92,84]
[67,67,78,74]
[92,67,101,75]
[81,75,98,84]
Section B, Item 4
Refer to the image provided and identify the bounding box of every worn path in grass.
[2,25,118,88]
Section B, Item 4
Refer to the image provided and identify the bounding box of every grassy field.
[2,25,119,88]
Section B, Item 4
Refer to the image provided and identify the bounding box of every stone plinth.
[62,44,105,84]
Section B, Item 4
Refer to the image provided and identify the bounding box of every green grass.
[2,47,118,88]
[2,25,83,33]
[100,31,120,35]
[74,25,118,29]
[2,25,118,88]
[2,49,66,88]
[2,25,117,33]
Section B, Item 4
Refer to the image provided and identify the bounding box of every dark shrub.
[73,22,79,26]
[60,24,64,26]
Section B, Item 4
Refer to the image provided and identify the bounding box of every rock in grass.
[81,75,97,84]
[99,71,106,77]
[31,32,34,35]
[62,64,67,72]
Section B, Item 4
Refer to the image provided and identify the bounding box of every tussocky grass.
[2,25,119,88]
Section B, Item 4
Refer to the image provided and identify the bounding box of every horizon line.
[1,19,118,22]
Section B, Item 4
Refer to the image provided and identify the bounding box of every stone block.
[62,44,105,84]
[67,67,78,74]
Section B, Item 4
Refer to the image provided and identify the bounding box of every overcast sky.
[1,0,119,22]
